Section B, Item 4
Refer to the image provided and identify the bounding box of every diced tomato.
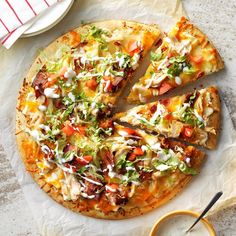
[76,155,93,166]
[164,113,174,121]
[128,147,144,161]
[75,125,87,136]
[105,183,119,193]
[128,153,137,161]
[122,127,137,136]
[133,147,144,156]
[182,126,194,138]
[102,76,113,92]
[150,104,157,113]
[189,55,203,64]
[158,81,173,95]
[85,78,98,91]
[61,124,75,136]
[127,40,141,56]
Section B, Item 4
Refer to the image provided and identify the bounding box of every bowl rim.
[149,210,216,236]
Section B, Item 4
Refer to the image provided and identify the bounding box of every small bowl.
[149,210,216,236]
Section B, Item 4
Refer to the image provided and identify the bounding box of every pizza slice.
[30,20,160,123]
[16,120,205,219]
[127,17,224,103]
[115,87,220,149]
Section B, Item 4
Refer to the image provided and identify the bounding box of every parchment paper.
[0,0,236,235]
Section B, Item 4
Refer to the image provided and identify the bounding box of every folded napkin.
[0,0,61,49]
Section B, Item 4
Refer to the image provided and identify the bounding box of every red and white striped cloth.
[0,0,61,49]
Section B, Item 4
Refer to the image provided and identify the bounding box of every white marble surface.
[0,0,236,235]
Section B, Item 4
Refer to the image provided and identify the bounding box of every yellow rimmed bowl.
[149,210,216,236]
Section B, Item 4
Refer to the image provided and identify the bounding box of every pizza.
[114,87,220,149]
[16,18,221,219]
[127,17,224,103]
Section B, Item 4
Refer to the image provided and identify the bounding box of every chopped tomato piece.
[122,127,137,136]
[182,126,194,138]
[128,153,137,161]
[133,147,144,156]
[105,183,119,193]
[127,40,141,56]
[61,124,75,136]
[189,55,203,64]
[158,81,173,95]
[102,76,113,92]
[164,113,174,121]
[85,78,98,91]
[150,104,157,113]
[76,155,93,166]
[76,125,87,136]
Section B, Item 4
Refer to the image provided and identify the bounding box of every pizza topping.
[127,40,142,56]
[61,124,75,136]
[182,126,194,138]
[105,183,119,193]
[175,76,182,85]
[44,87,60,99]
[85,78,98,91]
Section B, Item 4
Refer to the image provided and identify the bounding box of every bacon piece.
[84,177,103,196]
[32,66,48,98]
[101,151,114,171]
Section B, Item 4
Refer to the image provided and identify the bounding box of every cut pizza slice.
[30,20,160,123]
[17,121,205,219]
[115,87,220,149]
[127,17,224,103]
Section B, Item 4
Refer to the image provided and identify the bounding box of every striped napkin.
[0,0,61,49]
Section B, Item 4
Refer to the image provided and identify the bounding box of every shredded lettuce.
[150,51,163,61]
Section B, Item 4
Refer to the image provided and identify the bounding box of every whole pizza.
[16,18,223,219]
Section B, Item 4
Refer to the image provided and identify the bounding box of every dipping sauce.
[153,214,212,236]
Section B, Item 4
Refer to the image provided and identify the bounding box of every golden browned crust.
[205,87,221,149]
[175,17,224,71]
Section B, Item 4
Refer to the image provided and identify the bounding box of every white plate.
[22,0,74,37]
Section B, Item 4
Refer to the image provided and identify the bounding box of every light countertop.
[0,0,236,235]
